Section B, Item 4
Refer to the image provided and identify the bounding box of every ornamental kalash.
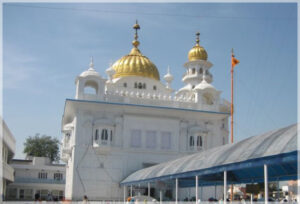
[61,21,230,201]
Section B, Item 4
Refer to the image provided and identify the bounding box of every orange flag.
[231,54,240,69]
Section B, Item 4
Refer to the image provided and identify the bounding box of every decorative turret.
[164,66,173,89]
[75,58,106,100]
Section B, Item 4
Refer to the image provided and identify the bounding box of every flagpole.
[231,48,234,144]
[230,48,234,202]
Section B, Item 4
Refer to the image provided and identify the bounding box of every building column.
[130,185,133,197]
[148,182,150,197]
[264,164,268,204]
[175,178,178,204]
[195,175,198,204]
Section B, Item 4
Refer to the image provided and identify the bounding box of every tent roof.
[121,124,297,186]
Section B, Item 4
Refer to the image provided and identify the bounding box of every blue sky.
[3,3,297,159]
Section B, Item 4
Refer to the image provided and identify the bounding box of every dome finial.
[196,32,200,45]
[89,56,95,70]
[132,20,140,48]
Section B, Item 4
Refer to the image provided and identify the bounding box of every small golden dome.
[188,32,208,61]
[112,21,160,81]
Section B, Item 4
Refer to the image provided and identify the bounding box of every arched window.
[123,83,127,88]
[84,80,98,95]
[192,68,196,74]
[189,136,194,147]
[110,130,113,141]
[197,136,202,147]
[95,129,99,140]
[134,82,138,88]
[199,68,203,74]
[203,92,214,105]
[143,83,146,89]
[153,86,157,90]
[138,83,143,89]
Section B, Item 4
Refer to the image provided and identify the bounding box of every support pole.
[130,185,133,197]
[160,190,162,204]
[138,184,141,196]
[123,186,126,203]
[264,164,268,204]
[175,178,178,204]
[195,175,199,204]
[148,182,150,197]
[224,171,227,204]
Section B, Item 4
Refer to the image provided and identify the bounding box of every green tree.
[23,134,60,162]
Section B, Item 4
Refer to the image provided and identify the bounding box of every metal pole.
[130,185,133,197]
[160,190,162,204]
[264,164,268,204]
[123,186,126,203]
[148,182,150,197]
[195,175,199,204]
[231,49,234,144]
[176,178,178,204]
[138,184,141,196]
[224,171,227,204]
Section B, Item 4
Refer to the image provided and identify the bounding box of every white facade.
[61,23,230,201]
[1,119,16,201]
[5,157,65,201]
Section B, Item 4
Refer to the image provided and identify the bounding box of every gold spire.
[112,21,160,80]
[188,31,208,61]
[196,32,200,45]
[132,20,140,48]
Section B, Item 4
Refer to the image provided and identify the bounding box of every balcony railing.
[14,177,65,184]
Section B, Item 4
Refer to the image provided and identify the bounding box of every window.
[95,129,99,140]
[192,68,196,74]
[197,136,202,147]
[153,86,157,90]
[189,136,194,147]
[199,68,203,74]
[6,188,17,199]
[143,83,146,89]
[123,82,127,88]
[161,132,171,150]
[130,129,142,148]
[101,129,108,140]
[146,131,157,149]
[192,85,195,89]
[38,172,47,179]
[54,173,63,180]
[110,130,113,141]
[134,82,138,88]
[19,189,33,200]
[138,82,143,89]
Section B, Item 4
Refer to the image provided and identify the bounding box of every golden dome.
[112,21,160,81]
[188,32,208,61]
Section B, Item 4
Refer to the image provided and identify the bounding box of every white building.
[1,119,16,201]
[5,157,65,201]
[61,22,230,201]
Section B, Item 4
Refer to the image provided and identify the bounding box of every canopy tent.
[121,124,297,187]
